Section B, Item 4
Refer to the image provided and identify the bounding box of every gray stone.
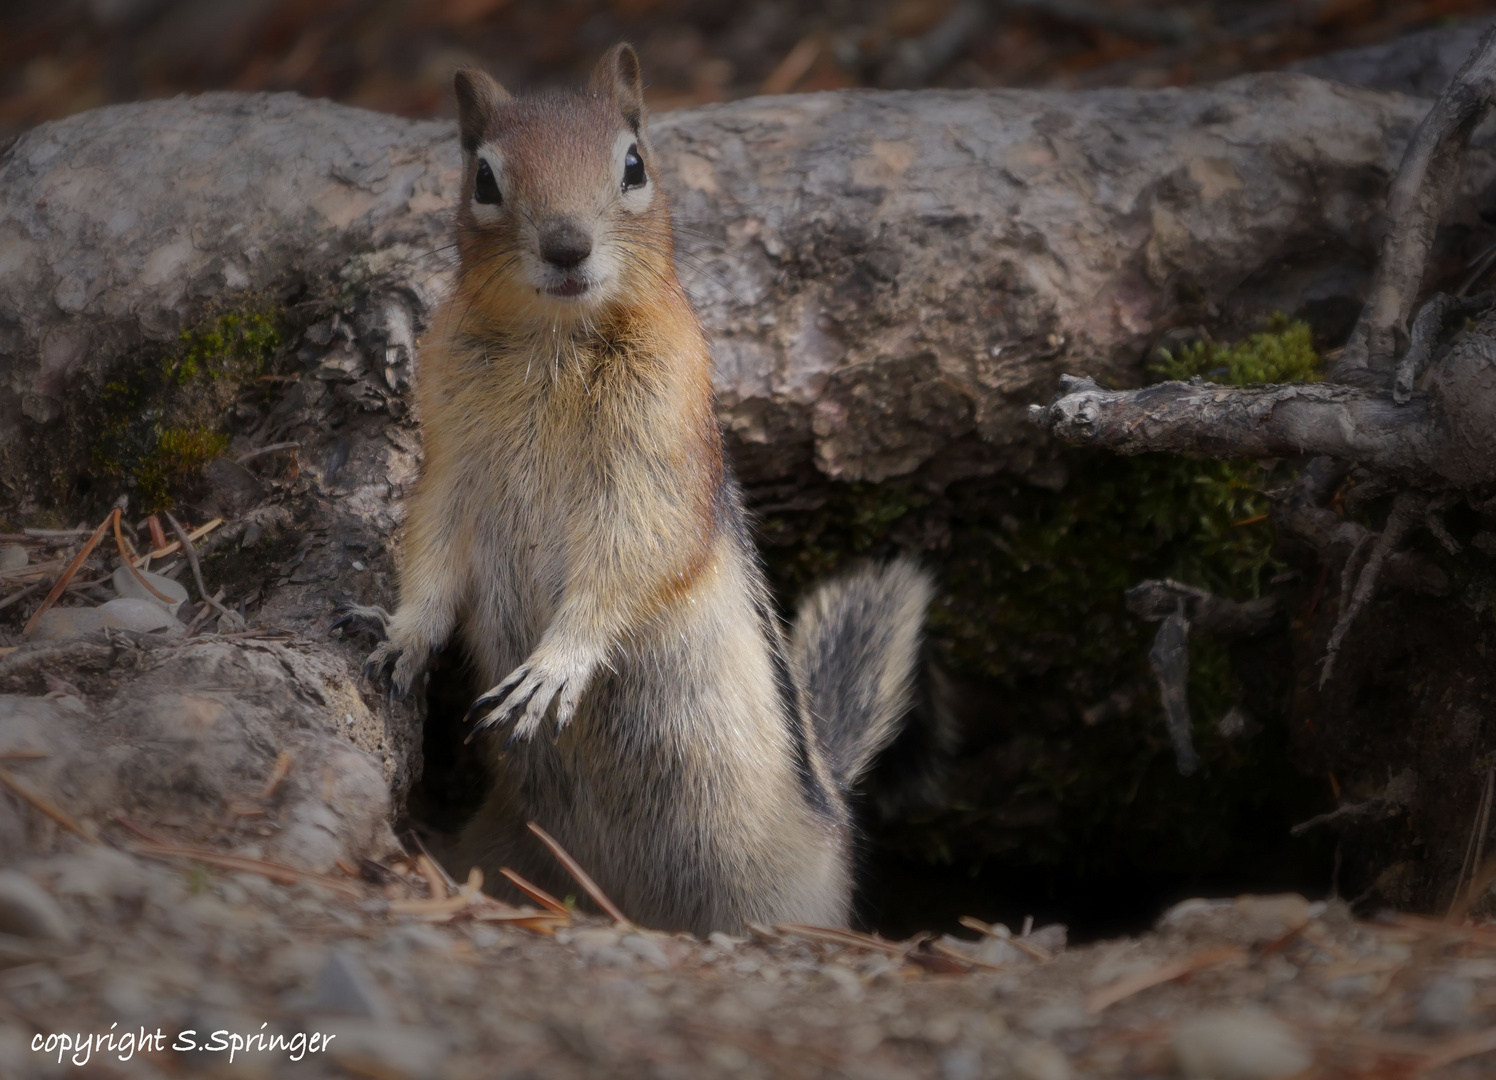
[26,597,188,640]
[1011,1042,1072,1080]
[304,948,394,1021]
[99,597,184,634]
[0,871,75,944]
[0,546,27,573]
[1173,1009,1311,1080]
[112,565,189,615]
[44,847,151,906]
[621,933,673,970]
[1416,975,1475,1030]
[939,1046,983,1080]
[24,607,108,641]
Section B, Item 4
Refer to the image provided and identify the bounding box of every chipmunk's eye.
[474,159,502,205]
[622,144,646,191]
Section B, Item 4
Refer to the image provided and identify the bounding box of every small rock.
[939,1046,983,1080]
[0,871,75,944]
[308,1021,447,1080]
[571,927,630,966]
[1020,1002,1087,1038]
[1160,894,1311,946]
[384,923,451,952]
[45,847,151,906]
[0,545,27,572]
[1026,924,1068,954]
[1416,975,1475,1030]
[25,607,107,641]
[621,933,672,969]
[1325,973,1378,1000]
[99,597,184,634]
[112,565,189,614]
[822,963,864,1002]
[304,948,394,1020]
[1012,1041,1072,1080]
[1173,1009,1311,1080]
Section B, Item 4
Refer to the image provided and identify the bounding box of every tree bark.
[3,75,1493,502]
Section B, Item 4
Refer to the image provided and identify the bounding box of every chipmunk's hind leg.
[790,559,935,788]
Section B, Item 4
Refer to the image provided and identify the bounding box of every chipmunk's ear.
[453,68,510,154]
[590,44,645,134]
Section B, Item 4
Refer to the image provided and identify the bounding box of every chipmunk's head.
[452,45,672,324]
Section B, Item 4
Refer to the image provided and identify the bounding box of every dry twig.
[164,512,238,627]
[142,517,223,562]
[416,853,448,901]
[184,588,225,636]
[1086,946,1245,1013]
[128,840,361,898]
[0,764,87,837]
[0,583,43,614]
[388,867,484,917]
[256,750,294,801]
[236,441,300,465]
[1451,764,1495,919]
[21,504,118,636]
[772,923,906,957]
[498,867,569,916]
[1320,491,1423,688]
[527,821,632,926]
[111,510,176,605]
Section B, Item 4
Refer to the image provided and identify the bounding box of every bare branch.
[1029,376,1435,477]
[1335,25,1496,382]
[1319,491,1424,688]
[1125,580,1279,638]
[1147,608,1198,777]
[1392,292,1493,402]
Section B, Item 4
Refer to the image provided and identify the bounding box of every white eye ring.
[614,131,654,213]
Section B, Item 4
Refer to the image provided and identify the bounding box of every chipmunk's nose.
[539,219,592,269]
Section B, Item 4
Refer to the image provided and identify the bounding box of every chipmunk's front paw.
[362,640,425,700]
[465,653,591,745]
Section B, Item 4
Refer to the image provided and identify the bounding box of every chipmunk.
[334,45,934,935]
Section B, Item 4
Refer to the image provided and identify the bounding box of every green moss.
[133,427,231,511]
[1150,314,1321,385]
[89,305,283,512]
[169,311,281,385]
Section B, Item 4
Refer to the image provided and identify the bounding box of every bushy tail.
[790,559,935,788]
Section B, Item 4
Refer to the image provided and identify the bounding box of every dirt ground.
[3,808,1494,1079]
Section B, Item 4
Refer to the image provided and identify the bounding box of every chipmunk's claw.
[332,603,391,641]
[464,666,526,724]
[467,654,592,744]
[362,641,419,699]
[362,643,398,683]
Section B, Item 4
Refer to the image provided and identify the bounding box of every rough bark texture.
[3,75,1494,501]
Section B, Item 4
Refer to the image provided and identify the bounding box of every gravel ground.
[1,831,1492,1079]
